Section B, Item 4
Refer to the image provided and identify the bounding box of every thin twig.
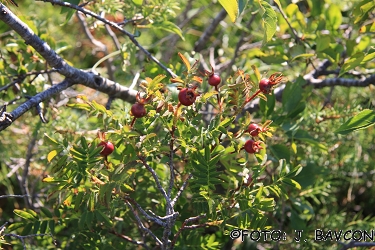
[0,194,30,199]
[171,174,193,207]
[194,8,227,52]
[125,200,163,246]
[37,0,177,78]
[138,155,169,203]
[124,196,167,227]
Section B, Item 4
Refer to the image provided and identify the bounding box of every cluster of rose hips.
[243,123,267,154]
[98,69,284,158]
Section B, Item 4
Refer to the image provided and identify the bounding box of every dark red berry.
[131,103,146,118]
[178,87,198,106]
[98,141,114,157]
[259,78,272,94]
[244,139,262,154]
[208,74,221,86]
[248,123,261,137]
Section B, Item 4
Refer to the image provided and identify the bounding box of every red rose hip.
[131,103,146,118]
[248,123,261,137]
[244,139,262,154]
[259,78,272,94]
[208,74,221,86]
[98,141,114,157]
[178,87,199,106]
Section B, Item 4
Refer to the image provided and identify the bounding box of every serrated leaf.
[218,0,239,22]
[335,109,375,134]
[259,1,277,44]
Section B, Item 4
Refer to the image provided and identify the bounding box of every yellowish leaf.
[218,0,239,22]
[47,150,58,162]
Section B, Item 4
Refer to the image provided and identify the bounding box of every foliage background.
[0,0,375,249]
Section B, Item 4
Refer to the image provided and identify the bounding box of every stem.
[130,117,136,128]
[245,89,261,103]
[214,85,222,112]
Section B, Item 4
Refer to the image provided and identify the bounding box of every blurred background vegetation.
[1,0,375,249]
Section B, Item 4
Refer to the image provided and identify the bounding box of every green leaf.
[14,209,37,221]
[153,21,184,40]
[259,1,277,44]
[218,0,239,22]
[40,207,53,218]
[316,35,331,52]
[33,221,40,234]
[21,223,33,235]
[282,78,303,113]
[49,220,55,234]
[95,210,113,228]
[282,178,302,190]
[325,5,342,30]
[132,0,143,5]
[40,221,48,234]
[66,103,91,111]
[335,109,375,135]
[238,0,249,15]
[352,0,375,24]
[269,144,290,162]
[339,52,364,76]
[291,53,315,62]
[44,133,59,146]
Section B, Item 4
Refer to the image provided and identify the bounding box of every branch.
[138,155,170,204]
[37,0,177,78]
[0,194,30,199]
[171,174,193,207]
[124,200,163,246]
[0,4,138,131]
[3,233,52,250]
[194,8,227,52]
[0,79,74,131]
[124,196,167,227]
